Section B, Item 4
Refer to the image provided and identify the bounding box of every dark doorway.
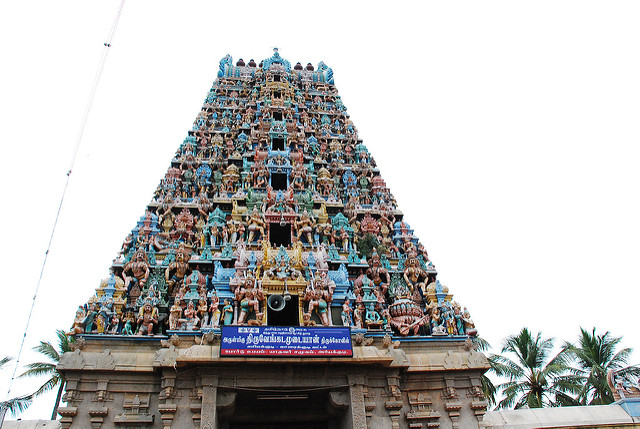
[273,111,283,121]
[267,295,299,326]
[272,137,285,150]
[271,172,287,190]
[269,223,291,247]
[226,389,333,429]
[230,423,326,429]
[223,388,342,429]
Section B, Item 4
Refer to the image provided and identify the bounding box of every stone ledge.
[482,404,638,429]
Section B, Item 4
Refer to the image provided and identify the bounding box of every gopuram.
[57,49,489,429]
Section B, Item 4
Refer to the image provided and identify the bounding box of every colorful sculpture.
[75,50,476,338]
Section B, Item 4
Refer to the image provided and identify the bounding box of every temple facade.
[57,50,489,428]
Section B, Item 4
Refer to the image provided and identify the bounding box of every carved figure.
[183,300,200,330]
[165,247,190,296]
[222,299,234,326]
[236,275,264,325]
[247,207,266,243]
[264,258,303,281]
[388,299,427,336]
[122,249,150,295]
[304,274,333,327]
[169,298,182,330]
[295,209,315,245]
[197,297,209,328]
[210,290,221,327]
[68,307,86,335]
[341,299,353,327]
[367,250,390,296]
[403,256,427,297]
[136,300,159,336]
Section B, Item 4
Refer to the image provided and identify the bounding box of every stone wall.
[57,335,488,428]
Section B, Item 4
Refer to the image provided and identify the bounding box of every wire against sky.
[2,0,127,415]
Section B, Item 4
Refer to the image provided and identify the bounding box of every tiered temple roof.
[71,49,477,339]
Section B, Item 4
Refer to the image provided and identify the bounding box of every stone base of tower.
[57,334,488,429]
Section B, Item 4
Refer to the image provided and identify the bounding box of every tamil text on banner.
[220,326,353,357]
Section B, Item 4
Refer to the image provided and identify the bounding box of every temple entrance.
[267,295,299,326]
[269,223,291,247]
[222,388,339,429]
[230,423,326,429]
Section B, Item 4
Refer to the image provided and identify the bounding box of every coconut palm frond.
[566,327,634,405]
[19,362,56,379]
[1,394,33,416]
[0,356,12,368]
[31,375,61,399]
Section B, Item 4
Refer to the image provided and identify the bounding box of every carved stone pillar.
[363,386,377,424]
[348,374,367,429]
[385,375,404,429]
[158,404,178,429]
[467,382,488,424]
[58,377,80,428]
[200,375,219,429]
[57,406,77,429]
[190,403,202,428]
[441,379,462,428]
[385,401,403,429]
[88,407,108,429]
[158,369,178,428]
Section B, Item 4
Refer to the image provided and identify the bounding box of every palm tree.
[19,330,74,420]
[494,328,581,409]
[565,327,639,405]
[0,357,33,419]
[474,337,500,409]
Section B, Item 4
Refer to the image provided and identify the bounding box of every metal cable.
[3,0,127,410]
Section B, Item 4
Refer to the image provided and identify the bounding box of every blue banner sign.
[221,326,353,357]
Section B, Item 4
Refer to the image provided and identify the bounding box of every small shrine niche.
[271,172,287,190]
[269,222,291,248]
[272,137,285,151]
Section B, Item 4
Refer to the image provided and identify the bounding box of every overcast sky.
[2,0,640,419]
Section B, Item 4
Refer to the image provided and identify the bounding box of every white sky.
[1,0,639,419]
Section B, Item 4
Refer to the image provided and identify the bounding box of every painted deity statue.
[197,297,209,328]
[68,307,86,335]
[209,291,221,327]
[403,256,428,297]
[222,299,234,326]
[184,301,200,330]
[235,275,264,325]
[136,299,159,336]
[366,251,390,296]
[365,303,382,328]
[264,258,303,281]
[247,206,266,243]
[169,298,182,330]
[304,272,335,326]
[122,249,150,295]
[165,247,190,296]
[341,299,353,327]
[294,209,315,245]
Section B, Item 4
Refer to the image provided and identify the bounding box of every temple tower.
[58,49,489,429]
